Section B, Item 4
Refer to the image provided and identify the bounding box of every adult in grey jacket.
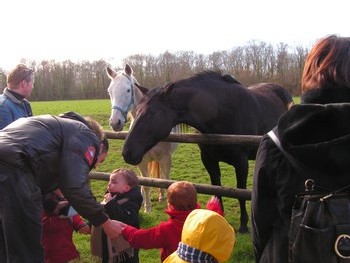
[0,64,34,129]
[252,35,350,262]
[0,112,125,263]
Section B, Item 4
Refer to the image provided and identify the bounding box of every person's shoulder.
[0,93,11,107]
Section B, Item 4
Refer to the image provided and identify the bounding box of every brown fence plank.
[91,130,258,200]
[90,171,252,200]
[104,130,262,145]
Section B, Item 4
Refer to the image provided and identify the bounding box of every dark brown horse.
[122,71,293,233]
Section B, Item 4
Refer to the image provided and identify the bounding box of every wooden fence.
[89,131,264,201]
[103,131,262,145]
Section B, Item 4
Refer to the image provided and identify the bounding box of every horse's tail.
[148,161,160,178]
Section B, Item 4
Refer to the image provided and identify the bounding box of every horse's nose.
[122,145,141,165]
[122,146,132,163]
[109,119,123,132]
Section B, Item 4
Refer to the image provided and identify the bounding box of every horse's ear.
[106,67,117,79]
[125,64,133,76]
[135,83,149,95]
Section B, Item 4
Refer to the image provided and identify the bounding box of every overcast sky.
[1,0,348,71]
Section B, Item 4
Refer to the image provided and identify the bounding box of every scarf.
[176,242,218,263]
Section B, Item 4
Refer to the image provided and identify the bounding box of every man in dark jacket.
[0,112,125,263]
[252,35,350,262]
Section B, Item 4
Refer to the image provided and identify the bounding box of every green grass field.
[31,99,273,263]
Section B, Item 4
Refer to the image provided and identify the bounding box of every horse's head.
[106,64,142,131]
[122,83,176,165]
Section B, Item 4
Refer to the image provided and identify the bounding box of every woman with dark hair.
[251,35,350,262]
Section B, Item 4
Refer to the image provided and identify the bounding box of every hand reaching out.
[78,224,91,235]
[206,196,224,217]
[101,192,113,204]
[102,219,127,239]
[52,200,69,215]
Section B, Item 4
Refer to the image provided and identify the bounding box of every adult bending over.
[0,111,124,263]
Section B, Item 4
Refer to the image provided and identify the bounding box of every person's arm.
[122,223,169,249]
[206,196,224,216]
[0,105,14,129]
[251,136,275,261]
[72,214,90,234]
[58,130,128,240]
[58,131,108,226]
[101,219,127,239]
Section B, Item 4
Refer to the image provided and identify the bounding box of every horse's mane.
[141,70,241,103]
[142,85,164,102]
[191,70,241,84]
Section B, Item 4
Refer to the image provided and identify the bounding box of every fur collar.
[301,87,350,104]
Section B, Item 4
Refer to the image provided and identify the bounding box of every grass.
[31,99,278,263]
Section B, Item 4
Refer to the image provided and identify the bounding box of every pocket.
[290,224,338,263]
[289,199,308,252]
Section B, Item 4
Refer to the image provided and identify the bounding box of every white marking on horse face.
[107,70,133,131]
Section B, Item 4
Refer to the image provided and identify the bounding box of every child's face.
[107,173,130,194]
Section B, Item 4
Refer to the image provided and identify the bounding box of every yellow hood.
[164,209,235,263]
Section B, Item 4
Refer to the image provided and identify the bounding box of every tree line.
[0,40,309,101]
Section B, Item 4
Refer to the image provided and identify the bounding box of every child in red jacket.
[121,181,223,262]
[42,188,90,263]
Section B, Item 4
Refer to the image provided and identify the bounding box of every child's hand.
[78,225,91,235]
[52,200,69,215]
[103,192,113,203]
[206,196,224,217]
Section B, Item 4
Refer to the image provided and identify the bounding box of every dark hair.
[167,181,197,211]
[111,168,139,188]
[101,136,109,152]
[301,35,350,92]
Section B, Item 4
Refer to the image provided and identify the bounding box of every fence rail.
[89,130,262,201]
[90,171,252,200]
[104,130,263,145]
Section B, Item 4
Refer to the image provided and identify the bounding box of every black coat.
[102,186,143,263]
[0,113,108,226]
[251,87,350,263]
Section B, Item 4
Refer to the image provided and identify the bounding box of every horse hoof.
[238,226,249,234]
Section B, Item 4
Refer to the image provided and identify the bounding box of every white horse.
[107,64,178,212]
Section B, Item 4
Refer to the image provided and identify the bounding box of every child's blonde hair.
[167,181,197,211]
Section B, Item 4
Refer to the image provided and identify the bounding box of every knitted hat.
[164,209,235,263]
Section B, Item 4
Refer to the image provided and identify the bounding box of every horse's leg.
[138,161,152,213]
[158,153,172,202]
[200,150,223,206]
[234,156,249,233]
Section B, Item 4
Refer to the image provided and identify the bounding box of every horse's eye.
[127,89,131,93]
